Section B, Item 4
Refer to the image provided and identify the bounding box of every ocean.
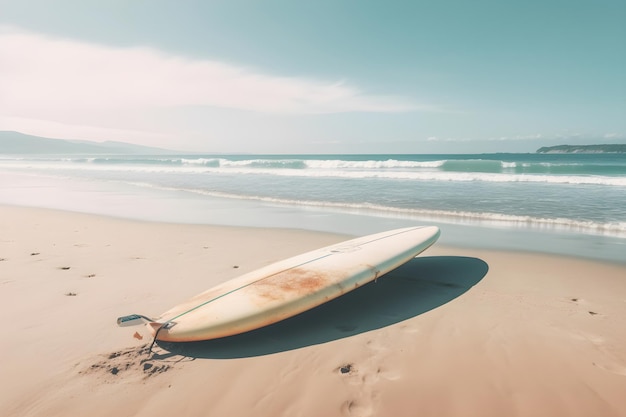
[1,153,625,263]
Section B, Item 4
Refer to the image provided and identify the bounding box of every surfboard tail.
[117,314,176,354]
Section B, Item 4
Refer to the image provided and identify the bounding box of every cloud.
[0,115,173,144]
[424,136,472,143]
[603,132,625,139]
[0,26,423,117]
[422,131,625,145]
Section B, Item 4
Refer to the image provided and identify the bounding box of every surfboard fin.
[117,314,176,354]
[116,314,156,327]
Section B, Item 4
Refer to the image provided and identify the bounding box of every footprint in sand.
[576,332,626,376]
[573,332,605,345]
[336,361,397,416]
[569,297,605,317]
[337,363,355,375]
[376,366,402,381]
[569,297,590,306]
[593,362,626,376]
[398,324,420,334]
[336,363,371,415]
[80,345,174,381]
[341,400,374,417]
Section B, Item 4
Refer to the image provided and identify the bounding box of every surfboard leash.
[148,321,176,354]
[149,326,163,354]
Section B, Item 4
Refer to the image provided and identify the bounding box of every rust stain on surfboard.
[252,267,331,303]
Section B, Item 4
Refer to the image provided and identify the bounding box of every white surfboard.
[118,226,440,342]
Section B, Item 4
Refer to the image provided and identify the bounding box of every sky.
[0,0,625,154]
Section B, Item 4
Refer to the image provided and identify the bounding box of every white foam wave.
[203,166,626,186]
[122,181,626,238]
[2,158,625,186]
[304,159,446,169]
[181,158,221,166]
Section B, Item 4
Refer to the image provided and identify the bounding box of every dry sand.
[1,205,625,417]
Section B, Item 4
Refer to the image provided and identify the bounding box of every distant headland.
[0,131,177,154]
[536,144,626,154]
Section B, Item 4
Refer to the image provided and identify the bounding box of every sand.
[1,205,625,417]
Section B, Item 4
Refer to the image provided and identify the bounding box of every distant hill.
[536,144,626,154]
[0,131,177,154]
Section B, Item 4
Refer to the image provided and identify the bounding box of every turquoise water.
[1,153,625,263]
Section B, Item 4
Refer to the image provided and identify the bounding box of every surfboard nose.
[418,226,441,249]
[420,225,440,239]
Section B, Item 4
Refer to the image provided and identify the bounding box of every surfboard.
[118,226,440,342]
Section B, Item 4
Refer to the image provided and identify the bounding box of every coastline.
[1,169,625,265]
[2,204,626,417]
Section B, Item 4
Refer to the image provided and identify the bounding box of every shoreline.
[1,169,625,265]
[2,205,626,417]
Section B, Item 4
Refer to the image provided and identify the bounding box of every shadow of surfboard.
[156,256,488,359]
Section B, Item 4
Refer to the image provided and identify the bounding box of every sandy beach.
[1,204,625,417]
